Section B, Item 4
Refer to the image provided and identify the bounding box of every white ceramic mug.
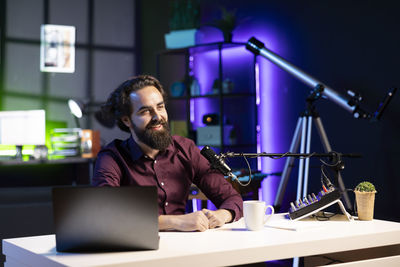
[243,200,275,231]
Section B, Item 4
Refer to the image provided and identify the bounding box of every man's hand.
[202,209,232,229]
[159,211,210,232]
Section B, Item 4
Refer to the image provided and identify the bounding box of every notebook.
[52,186,159,252]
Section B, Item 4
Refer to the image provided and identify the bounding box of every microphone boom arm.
[221,151,361,159]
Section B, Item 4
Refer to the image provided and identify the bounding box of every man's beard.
[132,119,172,151]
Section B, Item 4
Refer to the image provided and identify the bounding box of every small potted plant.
[209,7,238,43]
[164,0,200,49]
[354,181,377,221]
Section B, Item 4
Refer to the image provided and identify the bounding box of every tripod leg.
[302,116,313,198]
[313,117,352,211]
[314,117,332,151]
[274,117,303,210]
[296,117,307,200]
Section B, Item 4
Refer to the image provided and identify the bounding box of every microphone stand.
[221,152,359,159]
[221,150,360,212]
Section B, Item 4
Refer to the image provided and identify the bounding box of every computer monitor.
[0,110,46,158]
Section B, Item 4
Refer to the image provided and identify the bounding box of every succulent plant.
[208,7,238,42]
[355,181,376,192]
[169,0,200,31]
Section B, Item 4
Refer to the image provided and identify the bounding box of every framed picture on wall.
[40,24,76,73]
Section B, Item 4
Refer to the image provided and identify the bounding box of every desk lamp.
[68,99,115,128]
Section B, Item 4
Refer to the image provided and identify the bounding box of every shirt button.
[165,202,169,206]
[161,182,165,186]
[154,160,157,163]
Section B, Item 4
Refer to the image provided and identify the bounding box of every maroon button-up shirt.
[92,135,243,221]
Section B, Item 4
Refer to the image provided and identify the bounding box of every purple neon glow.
[190,45,253,128]
[190,48,218,128]
[257,50,281,204]
[256,124,262,171]
[189,55,195,123]
[255,63,262,170]
[189,55,194,76]
[230,23,290,205]
[255,63,261,105]
[192,25,289,206]
[190,99,195,123]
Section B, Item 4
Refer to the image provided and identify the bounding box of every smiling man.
[92,75,243,232]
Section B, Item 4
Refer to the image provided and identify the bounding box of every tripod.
[274,95,352,212]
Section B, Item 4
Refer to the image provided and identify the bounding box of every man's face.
[122,86,171,150]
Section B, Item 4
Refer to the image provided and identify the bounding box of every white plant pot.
[164,29,198,49]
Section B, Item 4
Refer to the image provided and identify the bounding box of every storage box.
[164,29,198,49]
[81,129,100,158]
[50,128,81,157]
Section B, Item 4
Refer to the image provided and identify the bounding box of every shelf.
[170,92,256,100]
[200,144,257,149]
[158,42,248,55]
[157,42,258,169]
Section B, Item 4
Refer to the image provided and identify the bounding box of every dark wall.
[140,0,400,221]
[139,0,170,76]
[280,1,400,222]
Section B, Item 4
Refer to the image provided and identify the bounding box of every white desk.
[3,214,400,267]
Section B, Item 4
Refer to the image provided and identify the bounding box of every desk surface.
[3,214,400,267]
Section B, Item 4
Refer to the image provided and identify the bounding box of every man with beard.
[92,75,243,232]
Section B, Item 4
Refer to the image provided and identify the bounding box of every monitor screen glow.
[0,110,46,146]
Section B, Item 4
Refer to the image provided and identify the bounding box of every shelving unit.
[156,42,258,170]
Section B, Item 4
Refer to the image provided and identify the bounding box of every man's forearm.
[158,212,209,232]
[213,209,233,223]
[158,215,175,231]
[159,209,233,232]
[202,209,233,228]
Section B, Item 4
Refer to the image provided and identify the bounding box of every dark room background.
[140,0,400,222]
[1,0,399,225]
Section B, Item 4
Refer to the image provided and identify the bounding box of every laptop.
[52,186,159,252]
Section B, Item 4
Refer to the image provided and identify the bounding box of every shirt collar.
[127,135,175,161]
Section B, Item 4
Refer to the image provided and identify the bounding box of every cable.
[319,151,341,167]
[267,151,291,159]
[262,151,317,160]
[318,151,343,190]
[314,211,336,221]
[234,155,253,187]
[320,165,330,187]
[225,150,343,189]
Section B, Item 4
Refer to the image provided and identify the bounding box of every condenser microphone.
[200,146,237,180]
